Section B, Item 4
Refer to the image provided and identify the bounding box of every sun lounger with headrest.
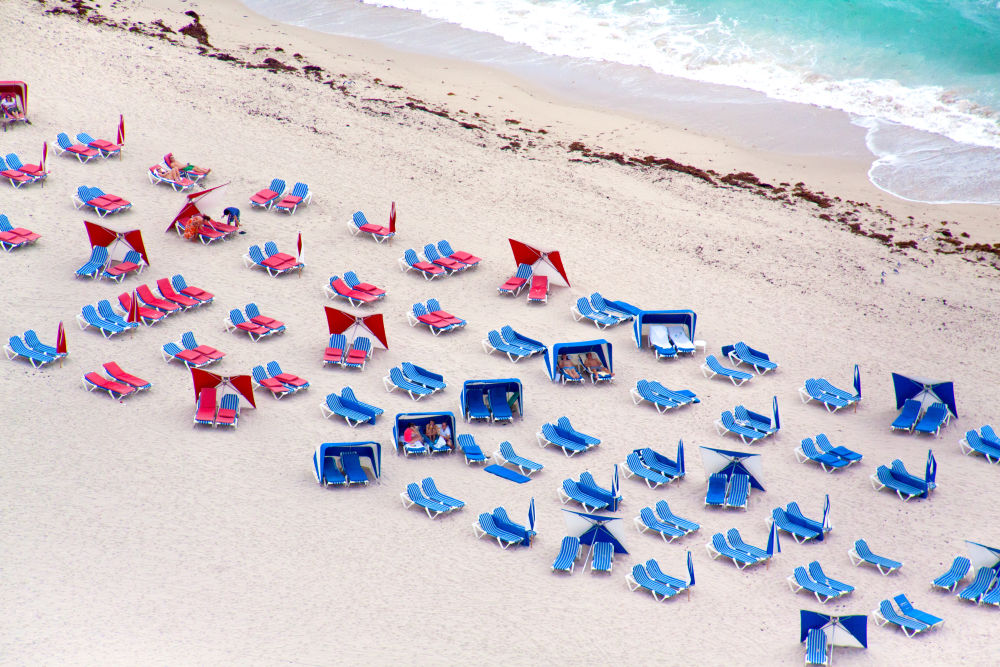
[552,536,582,573]
[913,402,950,436]
[437,240,480,267]
[890,398,922,431]
[702,355,753,385]
[796,438,849,472]
[559,480,609,512]
[179,332,225,362]
[55,132,100,162]
[725,341,778,374]
[808,561,854,595]
[83,372,136,400]
[350,211,394,243]
[399,249,445,279]
[872,599,930,637]
[494,441,543,475]
[770,508,820,543]
[498,263,532,296]
[483,330,532,361]
[870,466,924,501]
[473,513,524,549]
[848,539,901,575]
[10,338,58,367]
[961,430,1000,463]
[193,387,217,425]
[623,453,673,488]
[343,271,385,299]
[527,275,548,303]
[423,243,466,272]
[788,567,843,603]
[707,533,759,569]
[400,483,449,518]
[253,365,292,399]
[343,337,371,369]
[537,423,589,456]
[500,325,545,355]
[799,379,849,412]
[273,182,311,214]
[324,333,347,366]
[634,507,685,541]
[805,628,828,666]
[572,298,617,328]
[931,556,971,591]
[384,367,433,400]
[893,595,943,628]
[96,300,138,332]
[814,434,862,463]
[626,564,680,601]
[590,542,614,573]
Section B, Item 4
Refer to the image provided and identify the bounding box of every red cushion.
[252,189,277,202]
[105,261,139,276]
[324,348,343,359]
[359,223,388,234]
[414,261,442,273]
[279,195,302,205]
[175,349,206,362]
[261,256,287,269]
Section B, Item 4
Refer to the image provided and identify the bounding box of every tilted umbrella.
[325,306,388,350]
[800,610,867,663]
[190,368,256,409]
[892,372,957,417]
[508,238,570,287]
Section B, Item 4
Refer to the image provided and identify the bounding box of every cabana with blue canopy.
[632,309,697,350]
[699,446,765,491]
[799,610,867,663]
[392,411,457,454]
[460,378,523,421]
[966,540,1000,572]
[312,442,382,482]
[544,339,612,383]
[561,509,628,555]
[892,373,957,418]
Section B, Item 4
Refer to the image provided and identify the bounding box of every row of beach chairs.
[931,556,1000,605]
[0,214,40,251]
[317,451,371,486]
[244,242,304,276]
[75,246,144,282]
[770,502,831,543]
[800,377,861,412]
[891,399,952,435]
[707,529,775,569]
[722,341,778,373]
[323,334,372,369]
[249,179,313,214]
[121,277,214,325]
[960,426,1000,462]
[163,332,225,368]
[83,362,152,400]
[224,304,285,341]
[715,405,778,444]
[788,562,854,604]
[0,153,47,188]
[872,595,945,638]
[321,387,382,426]
[464,384,516,423]
[54,132,121,161]
[552,538,615,574]
[251,362,309,399]
[72,186,131,217]
[5,329,66,367]
[408,299,466,334]
[870,456,936,501]
[383,363,445,400]
[400,478,465,519]
[537,419,600,457]
[626,558,694,600]
[497,263,549,302]
[193,390,241,429]
[324,272,386,307]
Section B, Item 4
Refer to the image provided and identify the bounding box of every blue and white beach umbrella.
[821,494,831,535]
[925,450,937,487]
[611,464,619,500]
[561,509,628,554]
[699,446,765,490]
[686,550,695,587]
[528,497,536,533]
[800,610,868,663]
[891,372,957,417]
[767,520,781,558]
[965,540,1000,572]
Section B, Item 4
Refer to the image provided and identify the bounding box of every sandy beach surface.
[3,1,999,664]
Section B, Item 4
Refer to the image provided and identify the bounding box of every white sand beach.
[2,1,999,664]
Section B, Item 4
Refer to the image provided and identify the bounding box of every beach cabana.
[799,610,867,663]
[461,379,523,422]
[0,81,28,128]
[561,508,628,555]
[508,238,570,287]
[632,309,697,349]
[312,442,381,483]
[84,220,149,269]
[699,446,765,490]
[392,412,457,454]
[892,373,957,418]
[325,306,388,350]
[190,367,256,409]
[166,182,230,234]
[544,339,612,383]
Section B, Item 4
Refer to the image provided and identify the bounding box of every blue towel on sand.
[484,465,531,484]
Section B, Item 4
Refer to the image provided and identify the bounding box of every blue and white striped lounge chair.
[423,243,466,272]
[914,402,949,436]
[815,434,862,463]
[645,559,689,591]
[588,293,631,323]
[349,210,394,243]
[426,299,466,329]
[627,565,680,601]
[931,556,971,591]
[320,456,347,486]
[635,507,685,542]
[482,330,531,362]
[893,595,944,629]
[717,411,766,444]
[96,300,138,331]
[215,394,240,428]
[655,501,699,533]
[464,387,492,422]
[559,480,609,512]
[101,250,143,282]
[891,458,934,492]
[871,466,926,501]
[400,484,449,518]
[0,155,36,188]
[342,337,371,370]
[734,405,778,436]
[23,330,66,359]
[5,336,57,367]
[648,325,677,359]
[957,567,996,603]
[631,380,681,413]
[726,529,770,561]
[500,325,545,355]
[770,508,820,543]
[890,399,922,431]
[473,513,524,549]
[724,473,750,509]
[788,567,842,603]
[321,393,375,427]
[265,361,308,392]
[591,542,613,573]
[552,536,582,573]
[666,325,695,354]
[701,355,753,386]
[400,249,445,279]
[978,580,1000,606]
[343,271,386,300]
[339,387,379,419]
[848,539,902,575]
[340,452,370,484]
[815,378,859,404]
[498,264,532,296]
[981,425,1000,445]
[421,477,464,510]
[75,245,109,279]
[578,472,620,508]
[324,333,347,366]
[245,303,285,333]
[538,423,589,456]
[401,363,445,392]
[796,438,849,473]
[572,298,617,329]
[556,417,600,446]
[437,240,480,268]
[384,367,433,400]
[488,386,514,423]
[458,434,488,464]
[409,302,456,335]
[0,215,39,251]
[5,154,46,183]
[227,308,270,342]
[805,628,829,666]
[162,342,213,368]
[706,533,758,569]
[495,441,543,475]
[873,600,930,637]
[727,342,778,374]
[961,430,1000,463]
[55,132,100,162]
[623,452,673,488]
[786,502,829,535]
[646,381,698,406]
[250,178,285,209]
[78,304,125,338]
[403,438,429,457]
[170,275,214,304]
[253,365,292,398]
[705,473,727,507]
[808,561,854,595]
[492,507,535,544]
[273,182,312,214]
[799,379,849,412]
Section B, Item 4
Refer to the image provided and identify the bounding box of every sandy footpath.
[1,1,998,664]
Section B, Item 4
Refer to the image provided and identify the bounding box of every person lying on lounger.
[165,153,211,175]
[557,354,582,380]
[183,213,209,240]
[153,164,185,182]
[583,352,614,379]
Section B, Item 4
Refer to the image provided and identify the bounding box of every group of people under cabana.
[557,351,614,382]
[401,418,452,450]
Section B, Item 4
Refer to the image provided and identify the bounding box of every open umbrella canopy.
[800,610,867,649]
[325,306,388,349]
[544,339,612,382]
[84,220,149,266]
[167,182,230,233]
[965,541,1000,571]
[190,368,256,409]
[699,446,765,491]
[508,238,570,287]
[561,509,628,554]
[892,372,957,418]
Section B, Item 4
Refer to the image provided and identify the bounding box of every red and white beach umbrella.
[296,230,304,264]
[389,201,396,234]
[325,306,388,350]
[116,114,125,146]
[190,368,257,409]
[126,290,141,325]
[508,238,570,287]
[84,220,149,266]
[166,182,230,233]
[41,141,47,173]
[55,321,66,356]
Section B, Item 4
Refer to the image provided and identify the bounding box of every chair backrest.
[198,386,216,407]
[268,178,286,194]
[403,249,420,266]
[515,263,532,280]
[78,132,97,144]
[328,333,347,350]
[77,185,91,201]
[265,361,283,377]
[0,214,12,231]
[229,308,247,324]
[57,132,74,148]
[389,367,408,385]
[122,249,141,265]
[499,440,517,459]
[163,341,183,356]
[89,245,109,264]
[263,241,280,257]
[248,245,266,264]
[426,298,444,312]
[352,211,368,228]
[576,297,595,315]
[437,240,456,257]
[180,331,198,349]
[423,244,441,261]
[171,274,189,290]
[246,303,262,319]
[251,366,268,383]
[97,300,118,321]
[6,154,24,169]
[352,337,371,354]
[220,393,239,413]
[590,292,610,312]
[290,182,308,198]
[412,302,429,317]
[531,275,547,288]
[343,271,361,287]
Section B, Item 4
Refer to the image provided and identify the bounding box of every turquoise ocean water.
[243,0,1000,204]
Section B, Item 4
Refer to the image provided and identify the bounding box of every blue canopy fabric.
[767,520,781,557]
[853,364,861,397]
[925,450,937,486]
[544,339,612,382]
[561,509,628,554]
[677,439,685,475]
[313,441,382,481]
[392,411,457,453]
[528,497,536,532]
[699,446,765,491]
[631,309,697,349]
[892,373,957,418]
[772,396,781,431]
[461,378,523,419]
[799,610,868,649]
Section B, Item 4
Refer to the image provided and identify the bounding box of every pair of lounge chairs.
[705,473,751,509]
[0,214,40,251]
[163,332,225,368]
[474,507,535,549]
[795,435,863,472]
[193,390,241,429]
[75,246,144,282]
[721,342,778,374]
[4,330,66,367]
[325,273,386,307]
[493,440,543,475]
[400,478,465,519]
[954,566,1000,605]
[788,562,854,603]
[848,539,902,575]
[701,354,753,385]
[77,301,139,338]
[960,426,1000,463]
[537,419,600,457]
[54,132,120,161]
[321,387,382,426]
[558,472,621,512]
[463,384,516,423]
[317,451,372,486]
[634,501,699,541]
[714,408,775,444]
[799,378,860,412]
[630,379,699,413]
[408,300,466,334]
[770,502,830,543]
[245,243,305,276]
[873,596,945,636]
[82,362,151,399]
[383,363,445,400]
[627,558,693,601]
[570,295,630,329]
[481,329,544,362]
[0,154,46,188]
[323,334,372,369]
[225,304,285,341]
[622,449,684,488]
[646,324,696,359]
[249,179,312,214]
[400,244,481,278]
[706,529,772,568]
[251,362,309,399]
[72,186,132,217]
[870,457,935,501]
[348,210,395,243]
[897,401,951,436]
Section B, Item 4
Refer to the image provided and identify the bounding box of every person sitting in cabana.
[557,354,582,381]
[582,351,614,381]
[165,152,211,175]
